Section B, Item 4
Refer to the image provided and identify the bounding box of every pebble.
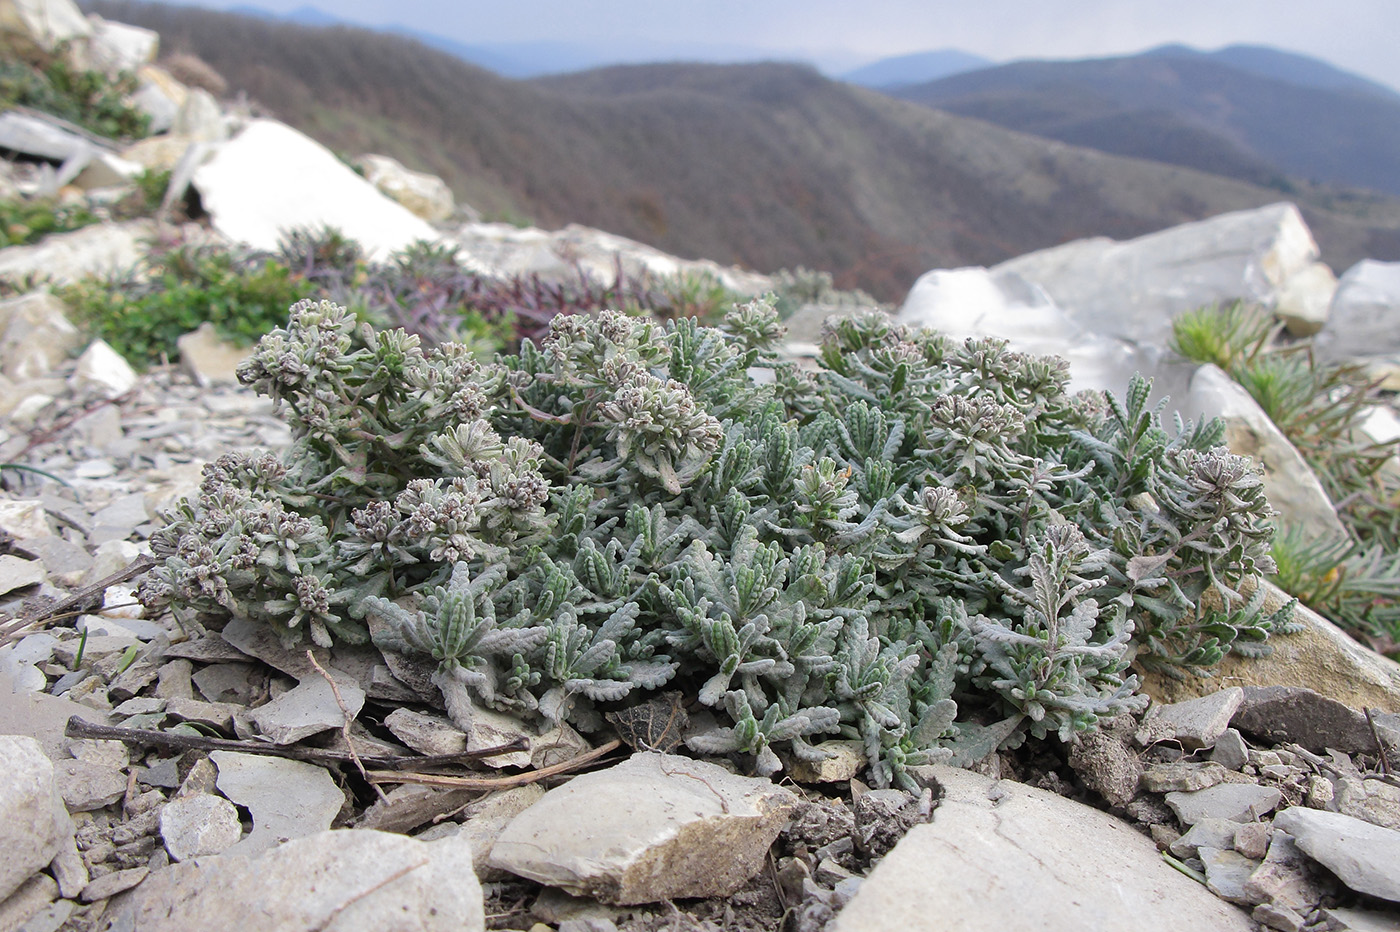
[79,866,148,902]
[1165,784,1284,825]
[159,793,244,861]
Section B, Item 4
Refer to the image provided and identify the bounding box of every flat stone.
[1141,761,1228,793]
[1231,685,1375,754]
[1337,777,1400,832]
[104,829,484,932]
[176,322,252,387]
[1242,829,1331,913]
[359,784,476,835]
[531,722,594,769]
[210,751,344,855]
[79,866,148,902]
[454,785,546,880]
[71,339,138,399]
[191,662,261,704]
[1148,687,1244,750]
[1253,903,1308,932]
[1212,728,1250,771]
[163,636,251,664]
[14,899,74,932]
[490,751,797,904]
[1273,806,1400,902]
[52,758,127,812]
[246,675,364,745]
[458,704,534,768]
[159,793,243,861]
[49,834,89,898]
[13,535,92,585]
[1170,817,1239,859]
[0,554,44,596]
[0,736,70,902]
[1199,846,1263,905]
[164,697,239,733]
[1166,784,1283,825]
[831,765,1255,932]
[1323,907,1400,931]
[384,708,468,756]
[0,669,111,760]
[0,499,52,539]
[0,874,57,932]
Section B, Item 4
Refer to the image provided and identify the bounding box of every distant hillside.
[79,1,1400,298]
[891,50,1400,197]
[841,50,993,88]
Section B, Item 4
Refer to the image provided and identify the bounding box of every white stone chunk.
[159,793,243,861]
[210,751,344,855]
[490,751,797,904]
[71,339,138,399]
[0,0,91,60]
[83,14,158,77]
[1148,687,1244,750]
[0,735,71,901]
[0,221,152,288]
[0,499,51,540]
[104,829,483,932]
[1318,260,1400,363]
[1273,807,1400,902]
[354,153,455,222]
[192,119,441,259]
[0,291,82,381]
[832,765,1255,932]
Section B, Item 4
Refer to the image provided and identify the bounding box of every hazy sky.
[154,0,1400,90]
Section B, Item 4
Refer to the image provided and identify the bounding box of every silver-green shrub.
[144,298,1294,789]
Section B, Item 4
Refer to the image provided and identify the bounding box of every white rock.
[447,221,773,295]
[832,765,1255,932]
[1274,261,1336,337]
[172,88,225,142]
[0,0,91,61]
[0,873,58,931]
[0,220,152,287]
[71,339,138,398]
[246,674,365,745]
[355,153,454,222]
[105,829,484,932]
[159,793,243,861]
[52,757,127,811]
[72,150,143,190]
[1318,260,1400,364]
[0,735,70,901]
[1147,687,1244,750]
[83,14,157,76]
[210,751,344,855]
[0,554,44,596]
[994,203,1327,349]
[0,499,52,540]
[898,266,1075,352]
[0,110,95,165]
[193,119,440,259]
[176,322,252,386]
[1186,363,1349,542]
[0,291,82,381]
[1164,783,1283,825]
[454,784,546,879]
[384,708,468,757]
[459,704,533,768]
[1273,807,1400,902]
[490,751,797,904]
[131,64,186,134]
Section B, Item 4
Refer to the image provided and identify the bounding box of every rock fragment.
[210,751,343,855]
[1273,807,1400,902]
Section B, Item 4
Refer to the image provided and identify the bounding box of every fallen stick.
[365,738,623,790]
[65,716,527,769]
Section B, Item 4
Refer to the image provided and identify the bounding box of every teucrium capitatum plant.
[145,298,1292,789]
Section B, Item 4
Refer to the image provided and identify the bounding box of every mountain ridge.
[78,0,1400,300]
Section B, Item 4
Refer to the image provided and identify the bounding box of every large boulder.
[1140,580,1400,714]
[0,291,82,380]
[82,14,158,77]
[0,735,72,902]
[895,264,1198,401]
[448,221,773,294]
[0,219,151,286]
[833,765,1255,932]
[0,0,90,64]
[192,119,442,259]
[1315,260,1400,381]
[993,203,1332,349]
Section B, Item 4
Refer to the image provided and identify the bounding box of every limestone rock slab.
[159,792,243,861]
[1231,685,1375,754]
[0,735,70,901]
[210,751,343,855]
[1274,807,1400,902]
[832,765,1255,932]
[1317,260,1400,363]
[104,829,484,932]
[192,119,440,260]
[490,751,797,904]
[1165,783,1283,825]
[1149,687,1244,750]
